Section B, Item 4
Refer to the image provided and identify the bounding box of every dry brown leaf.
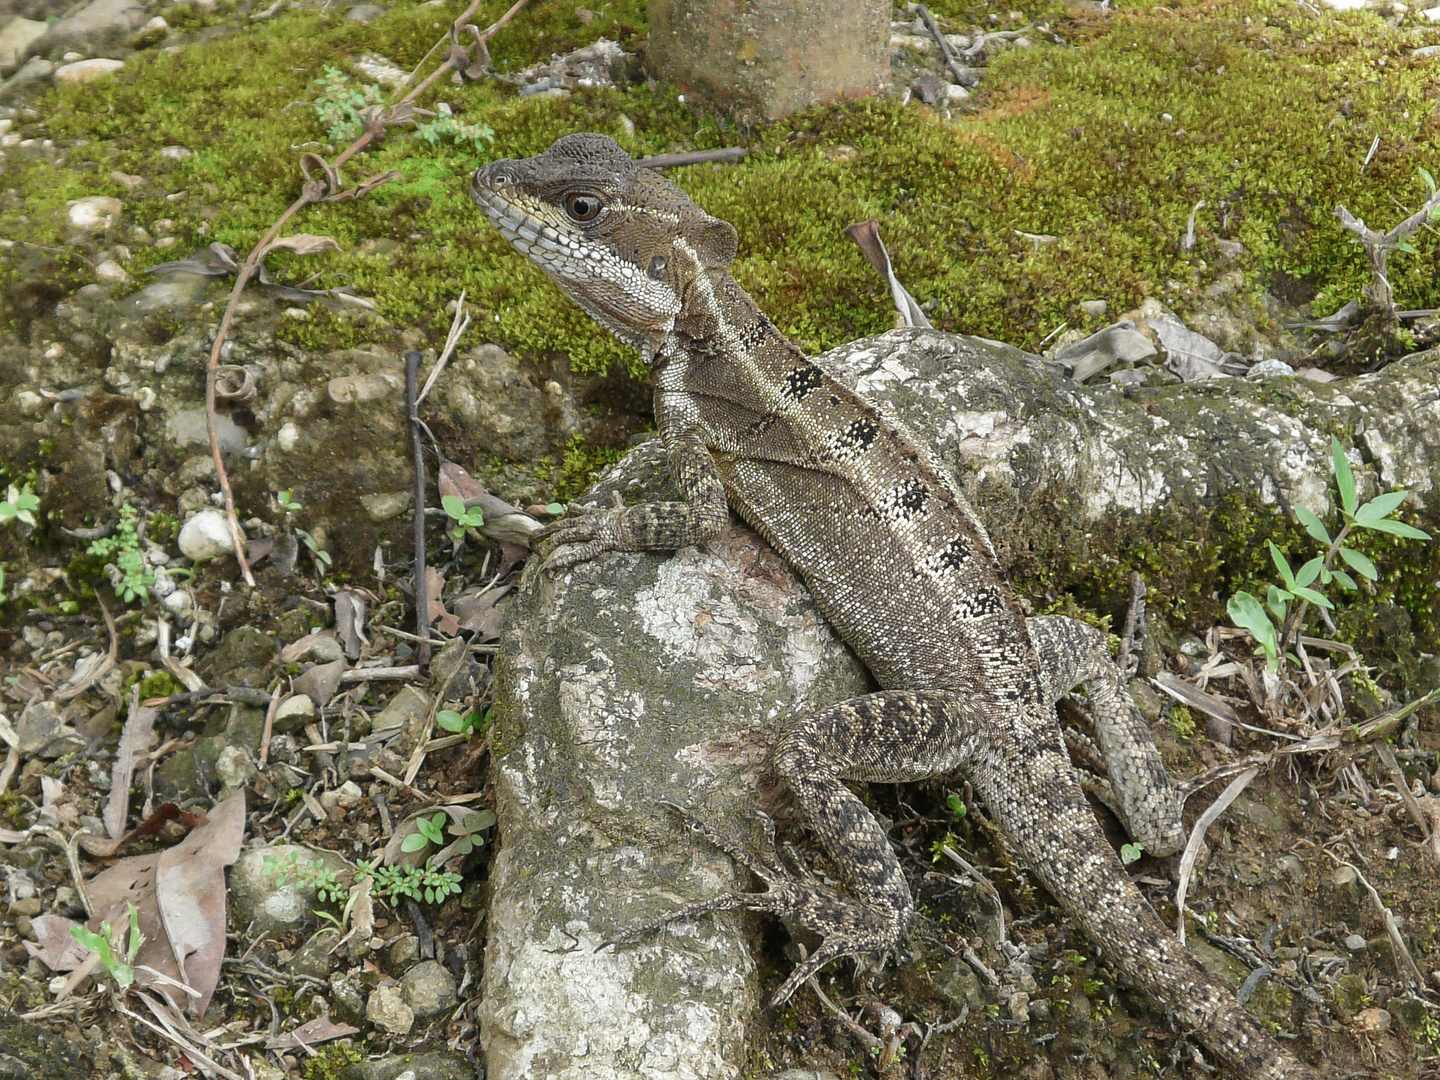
[426,566,461,637]
[265,1017,360,1050]
[154,790,246,1016]
[452,583,510,641]
[105,690,157,839]
[334,591,366,660]
[260,233,341,257]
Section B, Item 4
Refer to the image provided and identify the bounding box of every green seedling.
[70,902,143,988]
[0,484,39,527]
[441,495,485,541]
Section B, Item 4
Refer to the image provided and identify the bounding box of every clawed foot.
[532,497,627,572]
[602,802,907,1009]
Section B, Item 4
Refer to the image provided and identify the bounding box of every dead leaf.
[452,583,510,641]
[334,591,366,660]
[25,913,92,970]
[294,658,347,708]
[437,461,542,546]
[426,567,461,637]
[79,802,202,858]
[154,790,246,1015]
[106,690,157,839]
[260,233,341,258]
[265,1017,360,1050]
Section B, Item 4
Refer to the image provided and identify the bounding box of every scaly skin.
[470,133,1319,1079]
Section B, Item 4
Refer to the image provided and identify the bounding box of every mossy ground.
[2,0,1438,374]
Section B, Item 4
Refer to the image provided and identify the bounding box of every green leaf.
[436,709,466,733]
[1266,583,1291,620]
[1267,541,1297,589]
[545,502,566,516]
[1120,842,1144,866]
[401,832,429,852]
[1359,518,1430,540]
[1396,238,1417,254]
[1337,545,1378,581]
[1294,556,1324,588]
[1422,166,1437,195]
[441,495,467,521]
[1291,585,1333,610]
[1227,591,1279,667]
[1331,436,1357,517]
[1355,490,1408,524]
[1332,568,1358,590]
[1293,505,1330,544]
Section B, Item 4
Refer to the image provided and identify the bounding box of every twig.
[407,350,431,670]
[1375,740,1433,848]
[1116,571,1147,681]
[415,292,469,406]
[339,664,422,682]
[257,684,283,770]
[1321,849,1426,989]
[1176,766,1258,945]
[938,843,1005,945]
[202,0,530,581]
[638,147,747,169]
[915,4,971,85]
[805,974,882,1055]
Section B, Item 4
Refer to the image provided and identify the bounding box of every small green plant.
[1421,1010,1440,1052]
[1120,841,1144,866]
[276,489,303,514]
[0,567,6,603]
[436,706,488,735]
[0,484,39,527]
[1228,437,1430,670]
[309,65,383,142]
[294,527,332,569]
[413,105,496,153]
[70,902,143,988]
[945,793,967,819]
[445,809,495,856]
[356,858,463,905]
[262,851,349,904]
[441,495,485,541]
[403,811,448,852]
[88,504,155,604]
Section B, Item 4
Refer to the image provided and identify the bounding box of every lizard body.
[470,133,1317,1080]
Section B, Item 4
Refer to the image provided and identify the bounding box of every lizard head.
[471,132,739,359]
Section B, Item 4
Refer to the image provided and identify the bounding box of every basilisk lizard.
[470,132,1318,1080]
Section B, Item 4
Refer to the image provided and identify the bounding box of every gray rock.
[0,18,47,75]
[229,843,350,936]
[38,0,145,57]
[52,56,123,83]
[353,1051,474,1080]
[1052,319,1156,382]
[15,699,83,758]
[1078,298,1108,318]
[1247,358,1295,380]
[0,55,52,101]
[368,684,430,741]
[1344,933,1368,952]
[329,970,367,1019]
[289,929,341,981]
[131,272,211,312]
[480,449,868,1080]
[366,982,414,1035]
[345,3,387,21]
[399,959,457,1019]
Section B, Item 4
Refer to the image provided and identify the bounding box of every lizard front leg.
[535,430,730,571]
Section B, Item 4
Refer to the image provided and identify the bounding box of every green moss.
[138,671,184,700]
[555,433,627,501]
[301,1043,363,1080]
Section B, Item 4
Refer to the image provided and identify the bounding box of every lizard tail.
[978,713,1320,1080]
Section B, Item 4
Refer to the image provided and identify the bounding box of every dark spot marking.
[739,320,769,350]
[784,365,825,400]
[895,481,929,517]
[940,537,971,570]
[960,586,1006,618]
[837,418,878,453]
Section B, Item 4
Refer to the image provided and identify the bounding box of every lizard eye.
[565,193,602,222]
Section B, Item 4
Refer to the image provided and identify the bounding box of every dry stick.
[915,3,970,85]
[1322,849,1427,990]
[407,350,431,670]
[1374,740,1433,847]
[53,596,116,702]
[257,684,283,770]
[638,147,748,169]
[201,0,530,580]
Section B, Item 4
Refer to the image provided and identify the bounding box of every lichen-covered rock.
[479,442,869,1080]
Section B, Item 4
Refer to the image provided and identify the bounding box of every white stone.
[53,57,125,84]
[14,390,44,413]
[159,145,192,160]
[142,15,168,31]
[95,258,127,283]
[178,509,235,561]
[276,694,315,724]
[67,195,122,232]
[276,422,300,451]
[1424,5,1440,19]
[944,82,970,102]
